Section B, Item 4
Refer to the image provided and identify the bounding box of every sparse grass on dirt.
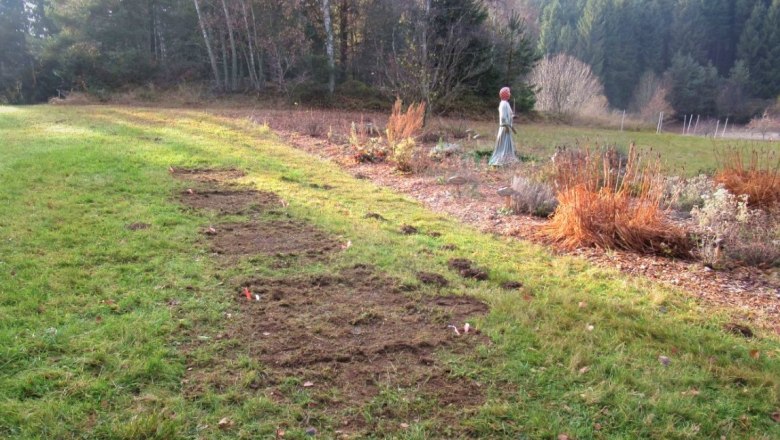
[1,105,779,439]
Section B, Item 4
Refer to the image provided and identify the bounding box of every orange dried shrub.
[385,98,426,172]
[544,145,691,256]
[385,98,426,147]
[715,148,780,209]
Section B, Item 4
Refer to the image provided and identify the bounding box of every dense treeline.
[2,0,778,120]
[535,0,780,119]
[0,0,538,113]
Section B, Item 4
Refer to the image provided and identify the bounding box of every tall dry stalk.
[385,98,426,172]
[544,145,691,256]
[715,148,780,209]
[386,98,426,147]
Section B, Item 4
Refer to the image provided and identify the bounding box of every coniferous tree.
[667,53,719,116]
[0,0,32,103]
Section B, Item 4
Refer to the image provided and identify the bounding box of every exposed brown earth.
[206,220,341,259]
[231,266,489,428]
[180,188,281,215]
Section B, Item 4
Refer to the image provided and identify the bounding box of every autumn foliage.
[544,145,691,256]
[714,148,780,209]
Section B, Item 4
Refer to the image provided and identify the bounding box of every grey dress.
[489,100,519,166]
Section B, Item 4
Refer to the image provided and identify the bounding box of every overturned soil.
[170,167,245,183]
[207,220,341,258]
[417,271,450,287]
[448,258,489,281]
[180,189,280,215]
[234,265,489,414]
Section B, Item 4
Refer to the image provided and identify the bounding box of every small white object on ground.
[464,323,471,333]
[447,324,461,335]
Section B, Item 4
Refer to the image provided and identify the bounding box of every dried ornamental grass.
[386,98,426,147]
[715,148,780,209]
[543,145,691,256]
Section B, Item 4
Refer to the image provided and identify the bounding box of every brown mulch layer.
[206,220,341,259]
[180,188,281,215]
[270,129,780,335]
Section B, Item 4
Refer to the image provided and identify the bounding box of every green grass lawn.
[1,105,778,439]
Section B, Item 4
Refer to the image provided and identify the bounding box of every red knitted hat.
[499,87,511,101]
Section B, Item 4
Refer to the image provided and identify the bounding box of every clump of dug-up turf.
[417,271,449,287]
[364,212,386,221]
[448,258,488,280]
[400,224,419,234]
[501,281,523,289]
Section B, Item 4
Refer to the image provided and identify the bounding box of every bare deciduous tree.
[193,0,221,90]
[322,0,335,94]
[530,53,605,116]
[383,1,491,114]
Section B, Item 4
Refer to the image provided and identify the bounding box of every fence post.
[722,117,729,138]
[682,115,687,134]
[714,120,720,138]
[620,110,626,132]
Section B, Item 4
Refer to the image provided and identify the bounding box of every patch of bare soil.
[206,221,341,259]
[169,167,245,183]
[180,189,280,215]
[231,265,489,431]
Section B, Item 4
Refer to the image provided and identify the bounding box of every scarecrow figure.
[489,87,520,166]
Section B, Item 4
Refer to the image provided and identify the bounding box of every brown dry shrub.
[386,98,426,147]
[543,145,691,256]
[714,148,780,209]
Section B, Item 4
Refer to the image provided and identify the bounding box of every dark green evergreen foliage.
[738,0,780,99]
[668,53,718,117]
[717,60,754,122]
[0,0,33,103]
[538,0,780,114]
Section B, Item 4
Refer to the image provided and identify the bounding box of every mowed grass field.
[0,105,779,439]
